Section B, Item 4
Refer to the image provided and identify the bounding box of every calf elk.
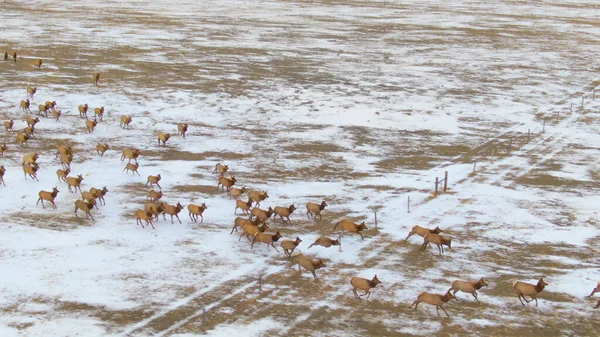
[37,187,59,209]
[177,123,188,138]
[306,200,327,220]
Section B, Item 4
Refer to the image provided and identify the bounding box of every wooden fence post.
[473,161,476,174]
[374,210,378,228]
[491,148,495,163]
[582,95,584,107]
[434,177,439,196]
[259,275,262,293]
[527,129,530,142]
[407,196,410,213]
[443,171,448,192]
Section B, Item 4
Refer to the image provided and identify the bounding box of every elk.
[136,209,155,229]
[74,199,95,220]
[281,237,302,260]
[52,109,62,121]
[66,174,84,194]
[514,278,548,307]
[38,104,49,117]
[448,278,488,303]
[292,253,326,282]
[93,72,100,86]
[306,200,327,220]
[247,190,268,207]
[23,162,39,181]
[20,99,30,113]
[4,120,14,132]
[213,163,228,175]
[404,225,444,242]
[250,206,274,222]
[420,233,452,255]
[239,222,269,242]
[37,187,59,209]
[147,190,163,203]
[24,126,35,138]
[177,123,188,138]
[94,106,104,121]
[308,237,341,249]
[409,290,455,317]
[23,153,39,165]
[16,133,30,147]
[59,153,73,169]
[351,275,382,300]
[273,204,296,224]
[81,190,100,209]
[85,118,98,133]
[56,168,71,184]
[96,143,109,156]
[188,203,207,223]
[26,86,36,100]
[234,198,253,215]
[56,145,73,158]
[45,101,57,112]
[120,115,132,129]
[144,202,165,220]
[89,186,109,205]
[0,165,5,186]
[24,116,39,128]
[163,202,184,224]
[251,231,282,251]
[588,282,600,298]
[334,219,368,240]
[35,59,42,69]
[146,174,161,189]
[124,162,140,176]
[230,216,264,234]
[228,186,246,199]
[121,148,140,163]
[0,144,6,157]
[157,131,170,146]
[78,104,88,118]
[217,175,236,192]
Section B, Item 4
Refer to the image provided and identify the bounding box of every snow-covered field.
[1,0,599,336]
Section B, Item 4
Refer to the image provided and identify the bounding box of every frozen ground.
[0,0,599,336]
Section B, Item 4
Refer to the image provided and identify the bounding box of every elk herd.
[1,51,598,319]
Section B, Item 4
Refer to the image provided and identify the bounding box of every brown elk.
[74,199,95,220]
[85,118,98,133]
[93,72,100,86]
[78,104,88,118]
[410,290,455,317]
[26,86,36,100]
[228,186,246,199]
[0,144,6,157]
[334,219,368,240]
[308,237,341,249]
[4,120,14,132]
[66,174,84,194]
[217,175,236,192]
[235,199,253,215]
[404,225,444,242]
[213,163,228,176]
[20,99,31,113]
[89,186,109,205]
[120,115,132,129]
[59,153,73,169]
[188,203,207,223]
[513,278,548,307]
[177,123,188,138]
[121,148,140,163]
[420,233,452,255]
[96,143,109,156]
[124,162,140,176]
[38,104,49,117]
[16,133,30,147]
[147,190,163,203]
[146,174,161,189]
[136,209,155,229]
[351,275,382,300]
[239,222,269,242]
[35,59,42,69]
[163,202,184,224]
[306,200,327,220]
[157,131,170,146]
[292,253,326,282]
[230,216,264,234]
[0,165,5,186]
[37,187,59,209]
[94,106,104,121]
[281,237,302,260]
[23,162,39,181]
[56,168,70,183]
[251,231,282,251]
[24,116,39,128]
[273,204,296,224]
[449,278,488,303]
[247,190,268,207]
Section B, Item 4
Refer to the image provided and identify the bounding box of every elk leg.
[517,294,526,306]
[353,288,361,300]
[176,214,182,224]
[440,306,450,318]
[271,243,280,252]
[472,292,479,303]
[200,215,204,223]
[404,231,415,242]
[365,290,371,299]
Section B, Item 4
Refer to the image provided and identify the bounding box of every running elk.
[66,174,84,194]
[37,187,59,209]
[235,199,253,215]
[124,162,140,176]
[292,253,326,282]
[188,203,207,223]
[94,106,104,121]
[247,190,268,207]
[120,115,132,129]
[213,163,228,176]
[177,123,188,138]
[404,225,443,242]
[420,233,452,255]
[146,174,161,189]
[4,120,14,132]
[93,72,100,86]
[20,99,30,113]
[74,199,95,220]
[334,219,368,240]
[217,175,237,192]
[251,231,282,251]
[157,132,170,146]
[163,202,184,224]
[273,204,296,224]
[78,104,88,118]
[281,236,302,260]
[306,200,327,219]
[513,278,548,307]
[409,290,455,317]
[448,278,488,303]
[96,143,109,156]
[350,275,382,300]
